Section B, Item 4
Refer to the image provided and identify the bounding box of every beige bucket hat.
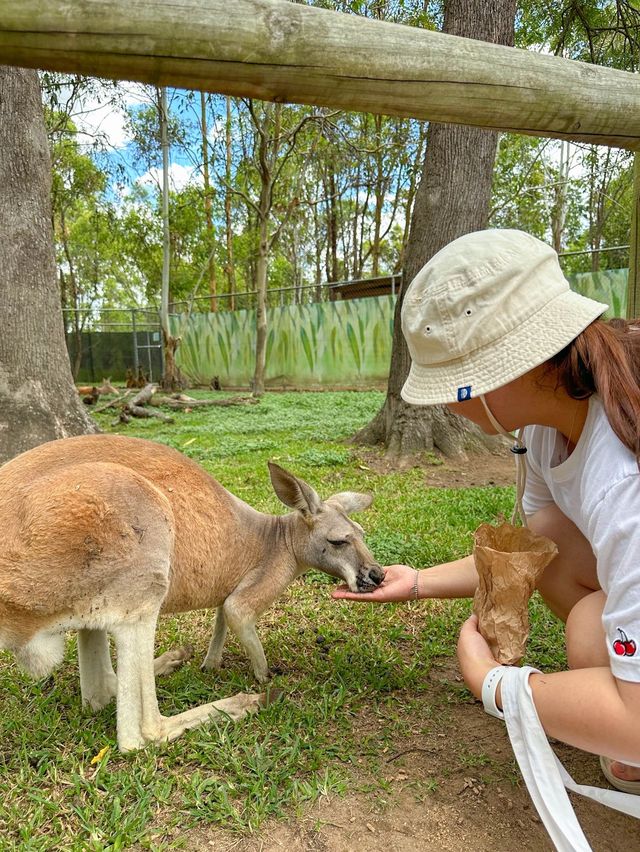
[401,229,608,406]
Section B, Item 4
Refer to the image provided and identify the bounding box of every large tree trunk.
[0,66,98,464]
[355,0,517,458]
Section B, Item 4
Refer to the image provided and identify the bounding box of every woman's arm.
[331,554,479,602]
[457,615,640,765]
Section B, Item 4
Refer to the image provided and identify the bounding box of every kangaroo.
[77,378,120,396]
[0,434,382,751]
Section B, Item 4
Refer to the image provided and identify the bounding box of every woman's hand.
[456,613,500,699]
[331,564,419,603]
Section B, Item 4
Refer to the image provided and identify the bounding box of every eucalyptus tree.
[47,111,111,376]
[356,0,518,457]
[331,110,424,280]
[198,91,218,310]
[125,87,201,387]
[0,66,97,464]
[581,145,633,271]
[228,98,328,395]
[518,0,638,284]
[223,97,238,308]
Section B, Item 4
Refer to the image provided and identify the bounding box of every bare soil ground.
[179,661,640,852]
[361,447,518,489]
[166,454,639,852]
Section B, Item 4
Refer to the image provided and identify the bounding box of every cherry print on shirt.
[613,627,637,657]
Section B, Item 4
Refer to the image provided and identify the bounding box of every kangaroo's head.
[99,377,119,395]
[268,462,384,593]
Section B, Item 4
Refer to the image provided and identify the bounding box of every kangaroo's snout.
[354,563,384,593]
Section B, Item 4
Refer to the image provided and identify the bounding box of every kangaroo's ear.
[268,462,323,516]
[324,492,373,514]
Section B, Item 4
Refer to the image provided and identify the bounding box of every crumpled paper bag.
[472,523,558,665]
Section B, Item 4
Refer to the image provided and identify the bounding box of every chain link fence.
[64,307,163,384]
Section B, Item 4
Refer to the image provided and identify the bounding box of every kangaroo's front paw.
[200,655,222,672]
[254,663,277,684]
[154,645,193,677]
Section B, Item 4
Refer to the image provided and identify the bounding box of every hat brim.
[401,289,608,406]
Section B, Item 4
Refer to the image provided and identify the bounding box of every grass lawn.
[0,391,566,850]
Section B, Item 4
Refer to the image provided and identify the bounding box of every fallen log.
[93,389,135,413]
[130,383,158,406]
[110,383,175,425]
[94,383,254,425]
[115,405,174,425]
[151,395,258,409]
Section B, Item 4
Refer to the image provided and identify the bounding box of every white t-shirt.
[522,395,640,682]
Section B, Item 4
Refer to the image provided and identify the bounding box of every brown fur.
[77,378,119,396]
[0,434,381,750]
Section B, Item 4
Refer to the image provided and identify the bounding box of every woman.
[333,229,640,793]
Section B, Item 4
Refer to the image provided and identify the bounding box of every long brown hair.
[549,319,640,459]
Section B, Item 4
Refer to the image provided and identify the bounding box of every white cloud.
[137,163,203,192]
[70,82,153,151]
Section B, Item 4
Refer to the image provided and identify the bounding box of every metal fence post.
[131,308,139,373]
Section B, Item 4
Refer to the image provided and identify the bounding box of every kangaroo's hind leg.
[78,629,118,711]
[112,615,268,751]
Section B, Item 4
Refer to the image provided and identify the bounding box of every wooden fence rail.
[1,0,640,149]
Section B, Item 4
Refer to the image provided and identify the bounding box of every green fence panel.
[566,268,628,319]
[171,269,629,387]
[173,295,396,387]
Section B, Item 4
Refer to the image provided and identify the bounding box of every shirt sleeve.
[521,446,554,518]
[588,476,640,682]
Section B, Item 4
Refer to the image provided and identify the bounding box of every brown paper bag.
[472,523,558,665]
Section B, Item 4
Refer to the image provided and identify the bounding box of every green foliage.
[44,2,638,322]
[517,0,640,71]
[490,135,553,238]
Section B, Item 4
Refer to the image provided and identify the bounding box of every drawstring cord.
[479,396,528,528]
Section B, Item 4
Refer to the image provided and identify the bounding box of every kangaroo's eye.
[328,539,348,547]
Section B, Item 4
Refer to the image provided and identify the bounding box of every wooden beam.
[1,0,640,149]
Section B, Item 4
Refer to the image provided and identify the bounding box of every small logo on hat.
[457,386,472,402]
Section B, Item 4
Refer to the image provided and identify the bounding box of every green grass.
[0,391,567,849]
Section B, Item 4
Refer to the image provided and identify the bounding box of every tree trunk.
[551,140,570,255]
[371,114,384,277]
[252,219,269,396]
[201,91,218,312]
[248,100,280,397]
[225,97,237,311]
[0,66,98,464]
[158,86,183,391]
[325,166,339,282]
[399,121,427,271]
[160,327,184,391]
[354,0,517,458]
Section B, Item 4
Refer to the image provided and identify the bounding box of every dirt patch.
[359,448,517,489]
[174,659,640,852]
